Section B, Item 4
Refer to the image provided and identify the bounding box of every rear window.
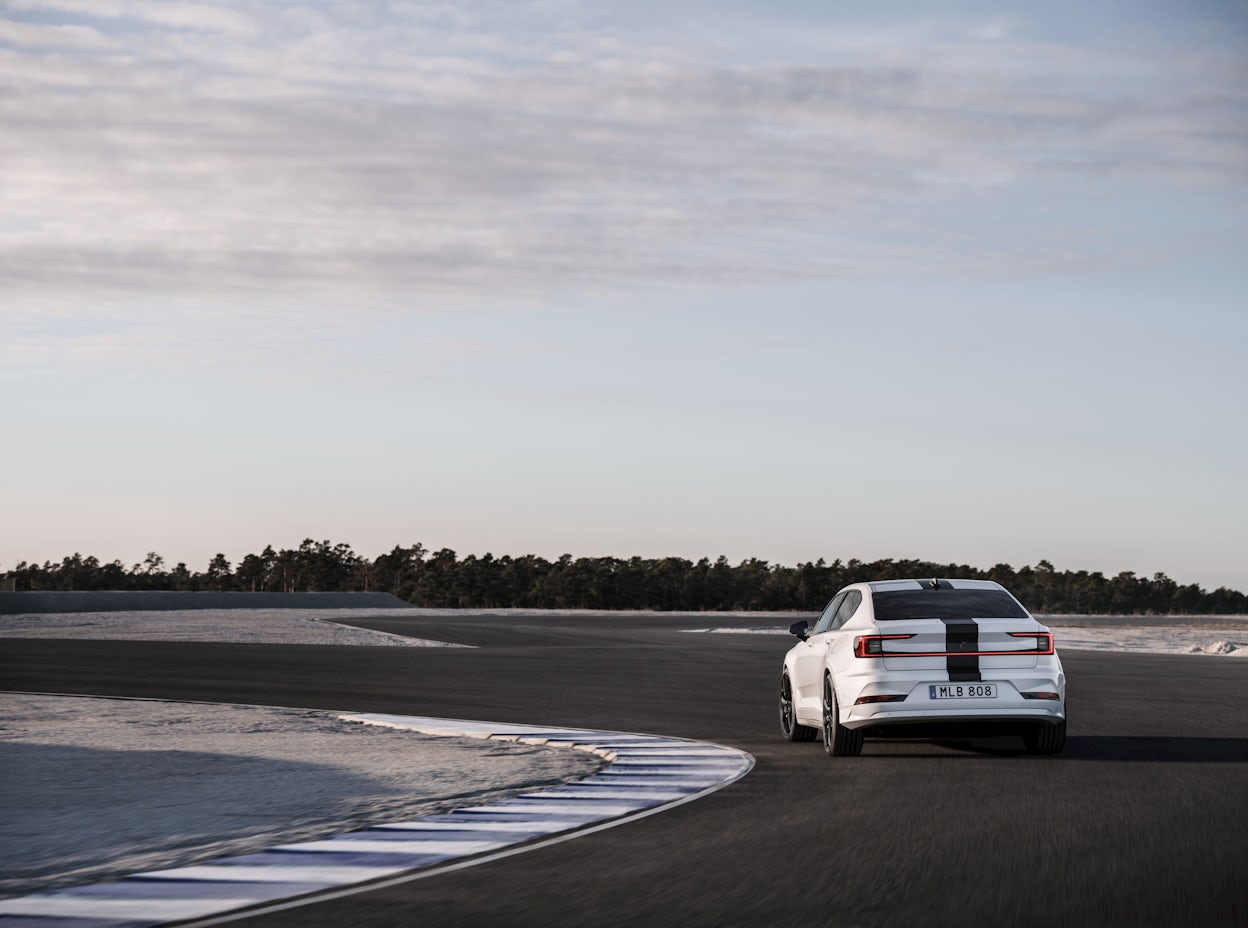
[872,589,1028,621]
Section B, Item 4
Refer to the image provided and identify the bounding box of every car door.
[793,592,845,719]
[825,590,864,701]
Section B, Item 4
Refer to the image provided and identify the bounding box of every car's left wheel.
[780,673,818,742]
[823,676,863,757]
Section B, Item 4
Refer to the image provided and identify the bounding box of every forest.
[4,541,1245,614]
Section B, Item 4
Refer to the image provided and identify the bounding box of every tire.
[1023,718,1067,755]
[780,673,819,742]
[823,676,863,756]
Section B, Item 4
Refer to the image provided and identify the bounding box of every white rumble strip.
[0,714,753,928]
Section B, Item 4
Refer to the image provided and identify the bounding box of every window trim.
[812,592,847,635]
[829,590,862,630]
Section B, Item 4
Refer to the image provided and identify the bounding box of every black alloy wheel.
[780,674,818,742]
[823,676,864,757]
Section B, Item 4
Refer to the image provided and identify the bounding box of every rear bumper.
[842,675,1065,730]
[844,704,1065,731]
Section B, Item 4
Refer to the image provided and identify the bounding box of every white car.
[779,578,1066,755]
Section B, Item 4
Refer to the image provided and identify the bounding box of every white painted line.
[581,780,708,790]
[615,748,735,754]
[586,772,714,780]
[371,820,571,833]
[527,789,692,801]
[269,839,509,855]
[0,895,262,920]
[610,758,741,767]
[512,797,666,809]
[134,865,403,884]
[449,804,622,817]
[611,748,734,755]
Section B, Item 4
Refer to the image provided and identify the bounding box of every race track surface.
[3,612,1246,928]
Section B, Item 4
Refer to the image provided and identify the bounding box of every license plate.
[929,683,997,699]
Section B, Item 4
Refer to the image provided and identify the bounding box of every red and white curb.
[0,713,753,927]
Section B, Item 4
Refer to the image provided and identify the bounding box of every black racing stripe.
[941,618,981,682]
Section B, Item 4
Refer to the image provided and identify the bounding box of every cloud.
[0,18,108,48]
[972,20,1020,41]
[1,1,1245,318]
[5,0,254,34]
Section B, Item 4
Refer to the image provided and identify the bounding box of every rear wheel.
[1023,718,1066,755]
[780,673,818,742]
[823,677,863,756]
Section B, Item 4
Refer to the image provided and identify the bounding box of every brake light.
[852,632,1054,657]
[1008,632,1054,654]
[854,634,914,658]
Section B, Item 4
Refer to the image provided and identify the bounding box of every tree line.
[3,541,1245,614]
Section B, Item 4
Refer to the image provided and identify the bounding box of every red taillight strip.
[1008,631,1054,655]
[853,634,914,658]
[853,631,1054,658]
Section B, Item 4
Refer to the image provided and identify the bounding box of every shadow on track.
[898,735,1248,762]
[1061,735,1248,763]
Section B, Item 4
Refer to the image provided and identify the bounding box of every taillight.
[1008,632,1054,654]
[1021,691,1061,700]
[854,694,907,705]
[854,634,914,658]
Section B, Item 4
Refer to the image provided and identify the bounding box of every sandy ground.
[1042,624,1248,655]
[683,618,1248,658]
[0,608,468,647]
[684,617,1248,656]
[0,694,602,898]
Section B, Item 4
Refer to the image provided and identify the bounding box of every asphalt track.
[3,612,1246,928]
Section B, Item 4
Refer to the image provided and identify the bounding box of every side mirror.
[789,620,810,641]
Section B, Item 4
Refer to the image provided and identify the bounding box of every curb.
[0,713,753,927]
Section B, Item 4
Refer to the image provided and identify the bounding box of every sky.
[2,0,1246,592]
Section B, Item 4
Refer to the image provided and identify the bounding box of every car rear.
[841,579,1065,741]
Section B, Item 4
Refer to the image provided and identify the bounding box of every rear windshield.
[872,589,1028,621]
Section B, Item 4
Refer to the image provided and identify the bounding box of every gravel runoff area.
[0,693,604,899]
[0,592,412,614]
[0,608,469,647]
[3,607,1245,654]
[1037,619,1248,656]
[683,615,1248,657]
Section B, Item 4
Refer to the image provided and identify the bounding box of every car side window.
[812,592,846,635]
[829,590,862,630]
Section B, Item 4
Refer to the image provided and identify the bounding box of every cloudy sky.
[3,0,1246,591]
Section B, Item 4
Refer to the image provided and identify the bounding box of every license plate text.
[929,683,997,699]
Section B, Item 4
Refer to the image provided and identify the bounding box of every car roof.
[866,578,1005,593]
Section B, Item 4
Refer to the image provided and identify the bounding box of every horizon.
[6,541,1243,597]
[3,1,1246,592]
